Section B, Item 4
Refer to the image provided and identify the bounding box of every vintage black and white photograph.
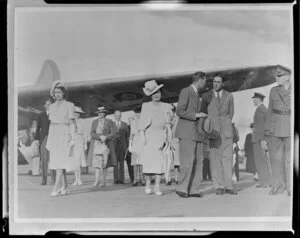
[8,0,294,234]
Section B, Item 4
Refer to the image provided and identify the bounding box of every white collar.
[214,89,223,98]
[191,84,198,93]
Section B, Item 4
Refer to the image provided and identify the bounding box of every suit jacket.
[35,111,50,143]
[252,104,268,143]
[174,85,205,142]
[265,85,291,138]
[114,121,129,153]
[201,89,234,138]
[87,118,117,168]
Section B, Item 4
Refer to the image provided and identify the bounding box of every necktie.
[217,92,221,102]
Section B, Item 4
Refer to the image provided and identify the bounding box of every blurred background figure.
[69,106,87,186]
[87,106,117,188]
[35,98,56,185]
[232,122,240,182]
[113,110,129,184]
[202,138,212,182]
[129,108,145,186]
[244,123,258,180]
[168,104,180,185]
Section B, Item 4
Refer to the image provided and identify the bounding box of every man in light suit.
[113,110,130,184]
[35,98,56,185]
[251,92,272,188]
[200,75,236,195]
[265,67,292,196]
[175,71,207,198]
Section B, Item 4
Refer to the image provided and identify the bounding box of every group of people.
[30,65,291,198]
[243,67,291,197]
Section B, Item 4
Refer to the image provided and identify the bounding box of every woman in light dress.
[46,80,76,197]
[128,107,145,186]
[86,107,117,188]
[69,106,88,186]
[139,80,172,196]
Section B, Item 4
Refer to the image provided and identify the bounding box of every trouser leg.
[210,138,225,189]
[189,142,203,195]
[222,137,233,190]
[176,139,196,194]
[269,137,285,189]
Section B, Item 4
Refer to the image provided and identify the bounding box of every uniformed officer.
[264,67,292,196]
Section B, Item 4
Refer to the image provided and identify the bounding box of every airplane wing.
[17,59,290,129]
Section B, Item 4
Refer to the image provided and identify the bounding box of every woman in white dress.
[139,80,172,196]
[129,107,145,186]
[69,106,87,186]
[46,80,76,197]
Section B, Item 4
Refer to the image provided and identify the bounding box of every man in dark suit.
[200,75,236,195]
[252,92,272,188]
[35,98,56,185]
[265,67,292,196]
[113,110,130,184]
[175,71,207,198]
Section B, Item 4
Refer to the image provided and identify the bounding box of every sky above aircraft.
[14,6,293,149]
[15,6,292,86]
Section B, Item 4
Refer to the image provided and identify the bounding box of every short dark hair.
[213,75,223,82]
[192,71,206,82]
[54,86,67,99]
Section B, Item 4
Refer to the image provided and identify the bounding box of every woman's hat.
[74,106,85,114]
[143,80,164,96]
[50,80,66,97]
[95,106,108,114]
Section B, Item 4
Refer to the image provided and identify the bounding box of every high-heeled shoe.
[50,188,61,197]
[92,181,99,187]
[72,181,78,186]
[145,187,152,195]
[99,181,106,187]
[61,188,70,195]
[154,185,162,196]
[77,180,82,186]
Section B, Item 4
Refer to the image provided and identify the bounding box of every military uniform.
[265,68,291,195]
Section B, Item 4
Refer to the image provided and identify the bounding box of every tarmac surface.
[16,164,291,219]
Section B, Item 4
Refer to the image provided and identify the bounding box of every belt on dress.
[272,109,291,115]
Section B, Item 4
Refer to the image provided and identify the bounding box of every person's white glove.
[128,144,133,153]
[261,140,268,151]
[100,135,107,142]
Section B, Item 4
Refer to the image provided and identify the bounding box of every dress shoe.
[176,191,188,198]
[216,188,225,195]
[77,180,82,186]
[114,181,119,184]
[99,182,106,187]
[225,189,238,195]
[189,193,203,198]
[132,182,138,186]
[119,181,125,184]
[92,181,99,187]
[41,181,46,185]
[166,181,172,186]
[72,181,78,186]
[61,188,70,195]
[175,181,179,185]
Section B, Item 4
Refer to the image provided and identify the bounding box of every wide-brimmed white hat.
[50,80,66,97]
[74,106,85,114]
[95,106,108,114]
[143,80,164,96]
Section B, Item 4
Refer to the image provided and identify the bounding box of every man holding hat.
[200,75,236,195]
[251,92,272,188]
[265,67,292,196]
